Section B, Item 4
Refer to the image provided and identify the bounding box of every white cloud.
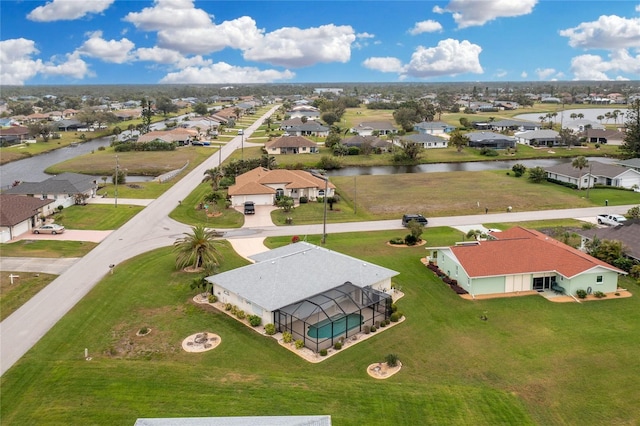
[362,57,404,73]
[409,20,443,35]
[636,5,640,12]
[434,0,537,28]
[495,69,508,78]
[0,38,91,85]
[135,47,210,69]
[159,62,295,84]
[521,71,528,78]
[559,15,640,49]
[357,32,375,39]
[535,68,560,80]
[27,0,114,22]
[243,24,356,68]
[569,50,640,80]
[77,32,135,64]
[123,0,212,30]
[404,39,483,78]
[158,16,264,55]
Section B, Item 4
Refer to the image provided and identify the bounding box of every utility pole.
[114,155,119,208]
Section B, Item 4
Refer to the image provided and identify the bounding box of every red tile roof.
[451,226,624,278]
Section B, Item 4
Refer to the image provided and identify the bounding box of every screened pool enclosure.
[274,281,392,352]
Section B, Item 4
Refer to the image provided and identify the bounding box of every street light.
[310,170,329,244]
[114,155,119,208]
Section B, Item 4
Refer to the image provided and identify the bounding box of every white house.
[545,161,640,189]
[3,172,98,209]
[514,129,561,146]
[205,242,399,352]
[400,133,448,149]
[352,121,397,136]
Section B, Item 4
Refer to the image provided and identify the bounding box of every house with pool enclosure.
[425,227,625,298]
[205,242,399,352]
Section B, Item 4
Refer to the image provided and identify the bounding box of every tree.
[620,100,640,159]
[193,103,209,116]
[264,117,273,130]
[397,140,422,162]
[627,206,640,219]
[449,130,469,153]
[113,169,126,185]
[141,99,153,134]
[156,97,178,116]
[321,111,339,126]
[528,166,547,183]
[202,167,224,191]
[393,107,420,132]
[512,163,527,177]
[407,220,424,241]
[572,156,589,189]
[174,225,222,272]
[459,117,470,128]
[586,238,626,266]
[275,196,294,212]
[324,131,342,149]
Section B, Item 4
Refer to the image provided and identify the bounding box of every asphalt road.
[0,104,637,375]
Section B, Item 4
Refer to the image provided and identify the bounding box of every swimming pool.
[307,314,363,339]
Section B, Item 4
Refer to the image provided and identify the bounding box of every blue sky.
[1,0,639,85]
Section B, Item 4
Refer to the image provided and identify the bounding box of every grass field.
[55,204,144,230]
[0,240,97,258]
[0,271,58,321]
[1,231,638,425]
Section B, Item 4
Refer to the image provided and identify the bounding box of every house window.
[596,275,603,283]
[318,189,325,197]
[302,147,307,151]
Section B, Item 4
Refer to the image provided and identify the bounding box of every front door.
[533,276,554,290]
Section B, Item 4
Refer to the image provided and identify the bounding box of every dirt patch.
[182,332,221,353]
[367,361,402,379]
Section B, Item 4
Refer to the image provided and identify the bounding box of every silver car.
[33,224,65,234]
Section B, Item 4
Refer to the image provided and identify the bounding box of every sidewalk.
[86,197,154,206]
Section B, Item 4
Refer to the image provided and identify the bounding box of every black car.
[243,201,255,215]
[402,214,428,227]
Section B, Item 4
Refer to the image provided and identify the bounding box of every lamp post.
[218,143,222,166]
[241,131,244,161]
[114,155,119,208]
[311,170,329,244]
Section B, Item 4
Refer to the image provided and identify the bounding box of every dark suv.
[243,201,255,215]
[402,214,428,227]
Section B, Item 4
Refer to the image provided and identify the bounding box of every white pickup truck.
[596,214,627,226]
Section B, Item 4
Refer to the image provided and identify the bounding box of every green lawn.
[0,240,97,258]
[55,204,144,230]
[0,271,58,321]
[169,182,244,228]
[2,230,639,425]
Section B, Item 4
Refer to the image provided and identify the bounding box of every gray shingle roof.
[577,221,640,261]
[401,133,447,143]
[545,161,638,179]
[3,173,97,195]
[206,242,399,311]
[0,194,54,226]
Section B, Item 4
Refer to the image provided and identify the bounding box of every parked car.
[33,224,65,234]
[596,214,627,226]
[402,214,428,227]
[244,201,255,215]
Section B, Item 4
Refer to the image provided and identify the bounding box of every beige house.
[227,167,335,207]
[264,136,319,155]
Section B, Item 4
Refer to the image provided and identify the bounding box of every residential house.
[264,136,319,155]
[227,167,334,206]
[577,221,640,263]
[466,132,516,149]
[493,100,520,110]
[564,119,605,132]
[545,161,640,189]
[352,121,397,136]
[617,158,640,172]
[205,242,399,352]
[514,129,561,147]
[3,172,98,209]
[585,129,626,145]
[54,119,83,132]
[0,194,56,242]
[137,128,195,145]
[488,119,539,132]
[341,135,392,152]
[414,121,455,135]
[283,121,329,138]
[425,227,625,297]
[287,105,320,120]
[0,126,30,146]
[400,133,448,149]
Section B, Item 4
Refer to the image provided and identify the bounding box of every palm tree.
[570,113,577,120]
[577,113,584,120]
[597,115,604,123]
[173,225,222,272]
[202,167,224,191]
[572,156,589,190]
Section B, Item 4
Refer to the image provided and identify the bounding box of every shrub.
[389,237,405,245]
[295,339,304,349]
[334,342,342,350]
[385,353,399,367]
[391,303,398,313]
[594,291,607,298]
[404,234,418,245]
[479,147,499,157]
[576,289,587,299]
[282,331,293,343]
[299,196,308,204]
[370,326,377,333]
[385,319,391,325]
[57,205,64,212]
[264,323,276,335]
[380,321,386,328]
[512,163,527,177]
[390,313,400,322]
[208,294,217,303]
[236,310,246,320]
[319,348,328,356]
[248,315,262,327]
[224,303,232,311]
[363,325,371,334]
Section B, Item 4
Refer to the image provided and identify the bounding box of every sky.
[1,0,639,86]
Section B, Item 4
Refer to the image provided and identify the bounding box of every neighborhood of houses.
[1,88,639,363]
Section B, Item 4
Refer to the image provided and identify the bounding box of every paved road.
[1,103,637,376]
[0,106,278,376]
